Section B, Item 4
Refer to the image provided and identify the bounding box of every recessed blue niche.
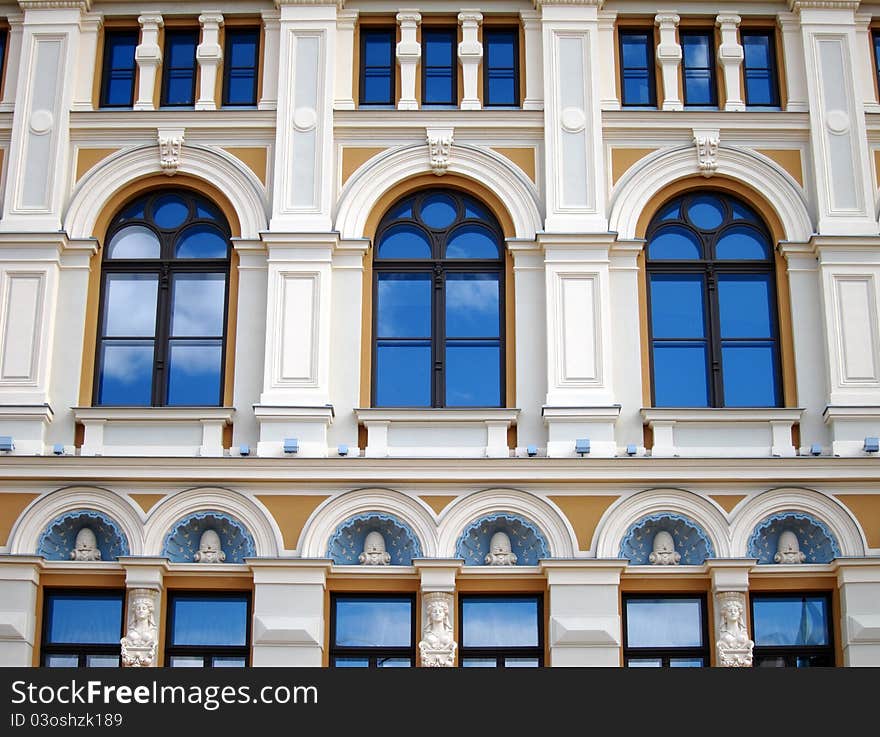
[327,512,422,565]
[162,511,256,564]
[455,513,549,566]
[37,509,130,561]
[747,512,840,564]
[619,513,714,565]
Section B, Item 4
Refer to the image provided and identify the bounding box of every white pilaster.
[837,558,880,666]
[258,10,280,110]
[708,560,755,668]
[716,14,744,111]
[334,10,358,110]
[519,10,543,110]
[655,12,682,111]
[415,561,461,667]
[0,14,23,111]
[597,11,619,110]
[133,14,162,112]
[856,14,880,113]
[0,557,41,666]
[458,11,483,110]
[777,12,809,112]
[396,10,421,111]
[119,558,165,668]
[71,12,102,111]
[195,12,224,111]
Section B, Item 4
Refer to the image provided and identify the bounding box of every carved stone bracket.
[158,128,185,175]
[121,588,160,667]
[426,128,454,176]
[418,591,457,667]
[715,591,754,667]
[693,128,720,178]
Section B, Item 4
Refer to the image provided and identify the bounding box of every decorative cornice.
[534,0,603,6]
[788,0,860,11]
[18,0,90,10]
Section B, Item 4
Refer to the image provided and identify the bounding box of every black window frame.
[872,30,880,102]
[329,593,417,668]
[622,593,710,667]
[93,189,232,408]
[160,28,199,107]
[680,28,718,108]
[359,25,396,107]
[165,590,252,668]
[741,28,781,108]
[371,190,507,409]
[618,27,657,108]
[483,26,520,108]
[458,593,544,668]
[222,26,261,107]
[41,588,125,668]
[750,591,835,668]
[421,26,458,106]
[645,191,783,409]
[99,28,139,109]
[0,28,10,98]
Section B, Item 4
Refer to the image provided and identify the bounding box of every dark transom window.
[161,29,199,107]
[623,595,709,667]
[751,593,834,667]
[646,191,781,408]
[359,27,396,106]
[100,29,139,108]
[422,28,457,105]
[223,28,260,107]
[41,589,124,667]
[165,592,251,667]
[95,190,231,407]
[680,30,717,107]
[741,29,780,107]
[459,595,543,667]
[330,595,415,667]
[484,28,519,106]
[619,28,656,107]
[372,190,505,408]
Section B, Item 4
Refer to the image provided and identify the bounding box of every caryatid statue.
[774,530,806,564]
[716,592,754,667]
[70,527,102,561]
[194,528,226,563]
[418,593,457,667]
[649,530,681,565]
[359,531,391,566]
[121,592,159,667]
[485,531,517,566]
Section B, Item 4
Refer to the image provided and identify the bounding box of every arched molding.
[455,512,550,566]
[8,486,144,556]
[162,511,256,564]
[38,510,130,561]
[437,489,576,559]
[594,488,731,559]
[64,144,268,240]
[335,143,543,240]
[326,512,423,565]
[609,145,813,243]
[143,487,280,558]
[730,487,865,558]
[619,512,715,565]
[297,488,437,558]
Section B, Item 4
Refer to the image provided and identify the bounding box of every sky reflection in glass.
[334,598,412,648]
[461,598,539,648]
[625,598,703,648]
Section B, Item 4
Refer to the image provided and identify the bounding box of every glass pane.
[687,195,725,230]
[364,31,393,66]
[46,592,123,644]
[796,654,832,667]
[670,658,704,668]
[377,658,411,668]
[505,657,539,668]
[626,658,662,667]
[46,654,80,667]
[756,656,787,668]
[363,72,392,105]
[106,76,135,107]
[718,274,773,338]
[464,200,490,220]
[334,658,369,668]
[103,274,158,337]
[377,224,431,259]
[420,193,457,229]
[226,71,257,106]
[684,70,714,105]
[213,657,246,668]
[648,225,702,259]
[461,598,539,648]
[445,341,501,407]
[171,596,249,647]
[387,199,413,220]
[166,74,195,105]
[196,201,223,221]
[625,598,704,648]
[657,201,679,221]
[753,596,830,646]
[721,343,778,406]
[732,202,758,222]
[445,224,500,258]
[745,71,774,106]
[169,656,204,668]
[229,31,258,67]
[652,342,709,407]
[623,72,652,106]
[171,274,226,337]
[487,32,515,67]
[462,658,497,668]
[167,340,223,406]
[376,273,431,337]
[334,598,412,648]
[715,225,770,259]
[743,33,771,68]
[97,341,154,405]
[375,341,431,406]
[423,30,455,104]
[107,225,160,259]
[650,274,705,338]
[153,194,190,229]
[167,33,197,66]
[108,33,137,67]
[621,33,650,67]
[682,33,711,67]
[87,655,120,667]
[175,225,228,258]
[446,273,500,337]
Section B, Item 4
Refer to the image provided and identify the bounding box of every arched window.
[646,191,781,407]
[94,190,231,406]
[373,190,505,407]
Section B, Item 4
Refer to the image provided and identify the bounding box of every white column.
[195,12,224,111]
[458,11,482,110]
[71,12,102,111]
[856,14,880,113]
[415,561,461,667]
[716,13,744,111]
[334,10,358,110]
[258,10,280,110]
[0,14,23,111]
[119,558,165,668]
[134,14,162,111]
[0,557,41,666]
[837,559,880,666]
[655,12,682,111]
[709,560,755,668]
[519,10,543,110]
[249,560,330,667]
[777,12,809,112]
[597,11,619,110]
[396,10,421,110]
[542,560,626,666]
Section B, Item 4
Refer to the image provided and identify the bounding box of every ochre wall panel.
[0,493,39,546]
[548,495,618,551]
[256,494,330,550]
[835,495,880,549]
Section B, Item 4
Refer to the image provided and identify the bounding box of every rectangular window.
[223,28,260,107]
[619,29,656,107]
[483,28,519,107]
[459,595,543,667]
[422,27,457,105]
[41,590,124,667]
[360,27,395,106]
[751,593,834,667]
[680,30,717,107]
[100,29,139,108]
[161,29,199,107]
[330,595,415,667]
[741,29,780,107]
[874,31,880,100]
[166,592,250,667]
[623,595,709,667]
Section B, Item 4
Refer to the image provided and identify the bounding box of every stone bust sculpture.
[70,527,102,561]
[194,528,226,563]
[120,594,158,667]
[716,593,754,667]
[358,531,391,566]
[774,530,806,564]
[485,531,517,566]
[418,594,457,667]
[648,530,681,565]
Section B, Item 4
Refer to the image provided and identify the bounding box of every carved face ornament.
[649,530,681,565]
[359,531,391,565]
[485,531,517,566]
[775,530,806,564]
[70,526,101,561]
[194,529,226,563]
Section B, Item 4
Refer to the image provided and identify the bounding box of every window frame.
[160,28,199,107]
[359,25,396,107]
[458,593,544,668]
[618,27,657,108]
[164,590,252,668]
[421,26,458,106]
[740,28,781,108]
[872,29,880,103]
[750,591,835,668]
[482,26,520,108]
[40,588,125,668]
[329,593,417,668]
[680,28,718,108]
[622,593,710,667]
[99,28,140,109]
[222,26,261,107]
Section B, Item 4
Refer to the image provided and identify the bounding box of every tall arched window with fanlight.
[372,190,505,407]
[646,191,781,407]
[94,190,231,406]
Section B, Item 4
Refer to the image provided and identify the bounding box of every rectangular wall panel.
[558,275,599,383]
[290,34,321,210]
[835,275,879,383]
[278,273,319,385]
[0,273,44,382]
[556,34,590,210]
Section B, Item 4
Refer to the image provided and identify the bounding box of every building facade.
[0,0,879,669]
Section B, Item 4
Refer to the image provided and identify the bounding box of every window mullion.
[433,260,445,407]
[705,264,724,407]
[154,261,172,406]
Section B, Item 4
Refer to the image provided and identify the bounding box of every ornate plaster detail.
[162,510,256,564]
[418,592,457,667]
[619,512,715,566]
[359,530,391,565]
[693,129,720,177]
[327,511,423,566]
[716,592,754,668]
[426,128,454,176]
[775,529,806,564]
[158,129,185,175]
[789,1,860,11]
[70,527,101,561]
[747,511,840,564]
[485,531,517,566]
[456,512,550,566]
[194,528,226,563]
[37,509,130,561]
[648,530,680,565]
[121,589,159,667]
